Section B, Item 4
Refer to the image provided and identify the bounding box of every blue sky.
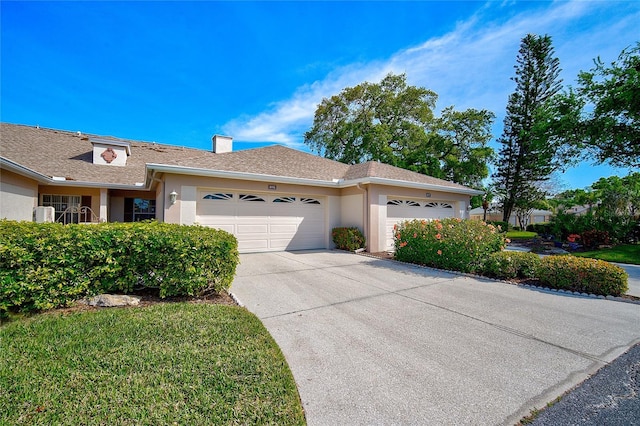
[1,1,638,190]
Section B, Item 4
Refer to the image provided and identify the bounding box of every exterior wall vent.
[90,137,131,166]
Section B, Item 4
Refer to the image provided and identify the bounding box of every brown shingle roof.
[1,123,477,193]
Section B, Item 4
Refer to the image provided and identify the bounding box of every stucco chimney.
[212,135,233,153]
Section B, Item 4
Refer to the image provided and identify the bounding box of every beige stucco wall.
[158,173,473,253]
[0,170,38,221]
[161,173,343,249]
[162,174,342,224]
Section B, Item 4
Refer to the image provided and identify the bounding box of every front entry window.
[42,194,82,223]
[124,198,156,222]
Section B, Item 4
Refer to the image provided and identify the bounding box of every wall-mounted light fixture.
[169,190,178,205]
[425,192,432,198]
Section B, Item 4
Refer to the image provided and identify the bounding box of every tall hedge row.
[393,219,628,297]
[0,220,239,314]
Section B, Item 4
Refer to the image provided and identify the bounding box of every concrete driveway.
[230,250,640,425]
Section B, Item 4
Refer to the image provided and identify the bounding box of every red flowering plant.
[566,234,581,243]
[394,218,505,273]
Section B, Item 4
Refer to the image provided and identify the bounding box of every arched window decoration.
[424,202,453,209]
[301,198,321,205]
[273,196,296,203]
[239,194,265,202]
[387,199,421,207]
[203,193,233,200]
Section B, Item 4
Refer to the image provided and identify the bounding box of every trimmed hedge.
[0,220,239,314]
[332,227,366,251]
[483,251,541,280]
[536,256,628,296]
[394,218,505,273]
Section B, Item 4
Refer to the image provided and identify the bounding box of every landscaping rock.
[82,294,141,307]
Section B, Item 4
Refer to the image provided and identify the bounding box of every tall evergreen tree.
[494,34,563,222]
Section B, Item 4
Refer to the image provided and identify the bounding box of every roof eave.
[1,156,53,183]
[146,163,482,196]
[343,177,483,196]
[1,156,148,190]
[145,163,341,188]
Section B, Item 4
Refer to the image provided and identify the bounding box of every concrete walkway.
[231,250,640,425]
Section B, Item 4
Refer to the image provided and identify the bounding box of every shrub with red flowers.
[536,256,628,296]
[332,227,366,252]
[394,218,505,273]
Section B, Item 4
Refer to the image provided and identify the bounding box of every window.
[124,198,156,222]
[239,194,265,202]
[273,196,296,203]
[203,193,233,201]
[301,198,321,205]
[42,194,82,223]
[424,202,453,209]
[387,199,421,207]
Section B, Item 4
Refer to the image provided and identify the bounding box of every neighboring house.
[1,123,481,253]
[565,205,591,216]
[469,206,552,228]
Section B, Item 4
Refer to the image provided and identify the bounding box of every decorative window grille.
[203,193,233,200]
[301,198,321,205]
[239,194,265,202]
[387,199,421,207]
[424,202,453,209]
[273,196,296,203]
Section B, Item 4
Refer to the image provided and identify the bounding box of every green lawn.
[1,303,305,425]
[506,230,537,239]
[573,244,640,265]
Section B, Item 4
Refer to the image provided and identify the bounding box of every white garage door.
[386,199,455,250]
[196,191,326,253]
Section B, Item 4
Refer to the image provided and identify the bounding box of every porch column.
[99,188,108,222]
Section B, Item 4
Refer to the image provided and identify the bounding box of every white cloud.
[223,0,640,147]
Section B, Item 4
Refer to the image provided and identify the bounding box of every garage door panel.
[196,190,326,252]
[197,203,236,216]
[237,224,269,234]
[238,240,269,250]
[270,223,299,233]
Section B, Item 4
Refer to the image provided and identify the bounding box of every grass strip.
[505,231,537,239]
[573,244,640,265]
[1,303,305,425]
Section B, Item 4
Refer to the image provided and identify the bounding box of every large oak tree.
[304,73,495,188]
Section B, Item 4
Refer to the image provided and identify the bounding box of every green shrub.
[483,251,541,279]
[332,227,366,251]
[580,229,610,250]
[0,220,239,315]
[394,218,505,273]
[527,222,552,235]
[536,256,628,296]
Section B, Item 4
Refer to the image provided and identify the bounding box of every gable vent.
[90,137,131,166]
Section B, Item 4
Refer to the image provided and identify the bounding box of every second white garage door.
[196,191,326,252]
[386,199,456,250]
